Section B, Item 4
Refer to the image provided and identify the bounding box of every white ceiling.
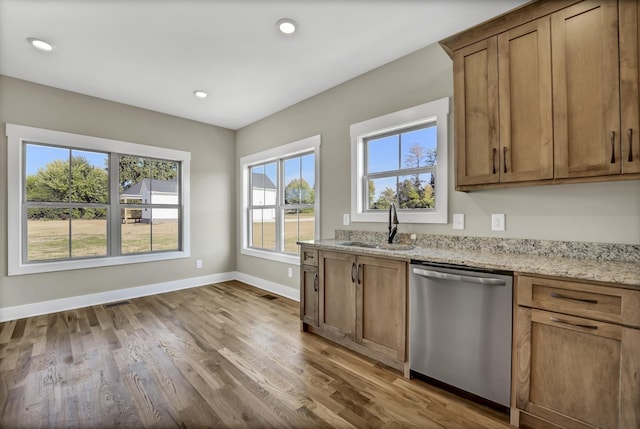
[0,0,527,130]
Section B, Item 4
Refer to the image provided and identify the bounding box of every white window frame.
[350,97,449,223]
[240,135,321,265]
[6,123,191,276]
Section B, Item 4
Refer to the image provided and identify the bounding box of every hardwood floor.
[0,281,512,428]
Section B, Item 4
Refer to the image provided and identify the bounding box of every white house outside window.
[6,124,190,276]
[241,135,320,265]
[351,98,449,224]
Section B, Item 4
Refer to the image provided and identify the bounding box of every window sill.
[8,251,190,276]
[351,210,447,224]
[241,247,300,265]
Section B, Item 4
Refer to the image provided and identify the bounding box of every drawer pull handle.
[550,292,597,305]
[549,316,598,330]
[492,148,497,174]
[304,254,315,260]
[313,273,318,292]
[357,263,362,285]
[351,262,356,283]
[610,131,616,164]
[503,147,508,173]
[629,128,634,162]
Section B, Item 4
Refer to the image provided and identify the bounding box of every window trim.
[6,123,191,276]
[350,97,449,223]
[240,135,321,265]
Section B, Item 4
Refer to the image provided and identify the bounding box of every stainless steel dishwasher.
[409,261,513,409]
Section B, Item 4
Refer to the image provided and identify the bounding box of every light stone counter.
[300,231,640,288]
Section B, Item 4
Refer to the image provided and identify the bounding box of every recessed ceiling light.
[27,37,54,52]
[277,18,297,35]
[193,90,208,99]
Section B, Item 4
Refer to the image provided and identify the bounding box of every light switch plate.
[453,213,465,230]
[343,213,350,225]
[492,213,506,231]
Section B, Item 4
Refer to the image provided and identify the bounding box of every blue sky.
[26,143,107,175]
[252,153,315,189]
[367,125,437,202]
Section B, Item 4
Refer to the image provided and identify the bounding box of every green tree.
[119,156,178,191]
[373,187,395,209]
[397,178,434,209]
[368,179,376,208]
[26,156,108,219]
[284,178,314,204]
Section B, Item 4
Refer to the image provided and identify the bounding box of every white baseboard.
[0,271,298,323]
[233,271,300,302]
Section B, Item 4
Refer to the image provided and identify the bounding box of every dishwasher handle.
[412,267,507,286]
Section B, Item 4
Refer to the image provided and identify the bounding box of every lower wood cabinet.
[356,255,406,362]
[300,248,408,370]
[300,247,319,327]
[513,275,640,429]
[319,250,357,340]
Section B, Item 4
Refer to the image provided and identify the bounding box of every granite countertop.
[300,237,640,288]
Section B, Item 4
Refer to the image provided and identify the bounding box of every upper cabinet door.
[498,17,553,183]
[454,38,499,187]
[552,0,621,178]
[620,0,640,174]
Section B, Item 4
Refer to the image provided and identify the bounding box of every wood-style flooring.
[0,281,512,428]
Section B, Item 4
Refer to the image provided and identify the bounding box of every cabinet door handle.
[357,264,362,285]
[351,262,356,283]
[549,316,598,330]
[628,128,634,162]
[610,131,616,164]
[313,273,318,292]
[492,148,497,174]
[503,147,508,173]
[550,292,598,304]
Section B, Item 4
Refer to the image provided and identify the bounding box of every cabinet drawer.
[301,248,318,267]
[517,275,640,328]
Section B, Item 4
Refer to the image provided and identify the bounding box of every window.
[241,135,320,264]
[350,98,449,223]
[6,124,190,275]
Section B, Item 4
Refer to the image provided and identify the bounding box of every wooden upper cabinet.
[498,17,553,183]
[454,17,554,189]
[620,0,640,174]
[552,0,621,178]
[443,0,640,190]
[454,38,499,187]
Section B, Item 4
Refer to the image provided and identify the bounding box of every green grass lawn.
[27,219,178,261]
[27,213,312,261]
[251,212,315,253]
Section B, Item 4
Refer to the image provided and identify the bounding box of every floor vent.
[261,294,278,301]
[103,300,130,308]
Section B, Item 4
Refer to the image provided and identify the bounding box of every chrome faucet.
[388,203,399,243]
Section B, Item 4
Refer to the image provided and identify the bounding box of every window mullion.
[109,153,120,256]
[67,149,72,258]
[277,159,284,253]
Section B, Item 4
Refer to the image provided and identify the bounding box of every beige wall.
[235,42,640,292]
[0,75,236,308]
[2,40,639,310]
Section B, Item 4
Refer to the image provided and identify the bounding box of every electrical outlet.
[196,259,203,269]
[343,214,350,225]
[491,214,506,231]
[410,233,417,241]
[288,267,293,278]
[453,213,465,230]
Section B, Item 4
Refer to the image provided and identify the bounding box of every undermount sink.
[337,241,414,251]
